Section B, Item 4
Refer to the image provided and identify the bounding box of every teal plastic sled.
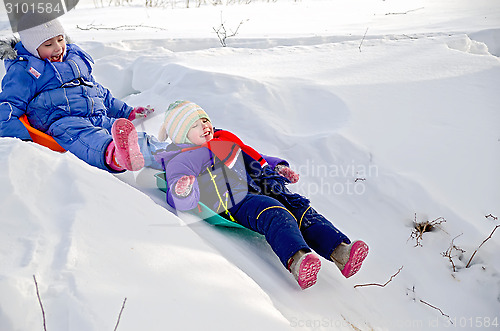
[154,172,246,229]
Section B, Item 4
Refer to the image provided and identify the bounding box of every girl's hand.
[129,105,155,120]
[275,164,299,184]
[174,175,195,197]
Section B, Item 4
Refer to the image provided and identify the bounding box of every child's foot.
[331,240,369,278]
[288,250,321,290]
[111,118,144,171]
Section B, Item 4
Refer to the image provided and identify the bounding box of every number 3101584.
[5,2,62,15]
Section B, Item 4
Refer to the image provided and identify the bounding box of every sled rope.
[206,166,237,223]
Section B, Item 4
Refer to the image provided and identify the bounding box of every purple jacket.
[154,131,288,212]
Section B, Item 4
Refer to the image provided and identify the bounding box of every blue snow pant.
[137,132,168,170]
[228,193,350,268]
[47,115,117,172]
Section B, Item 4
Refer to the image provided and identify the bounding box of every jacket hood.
[0,37,19,60]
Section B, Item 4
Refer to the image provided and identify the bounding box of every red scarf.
[182,130,268,169]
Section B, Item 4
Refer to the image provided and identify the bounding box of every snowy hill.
[1,0,499,330]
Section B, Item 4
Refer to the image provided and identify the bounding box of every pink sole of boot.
[297,254,321,290]
[341,240,369,278]
[111,118,144,171]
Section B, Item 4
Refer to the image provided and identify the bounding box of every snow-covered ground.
[1,0,499,330]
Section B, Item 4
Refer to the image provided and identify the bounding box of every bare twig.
[358,27,368,52]
[113,297,127,331]
[341,314,363,331]
[441,233,465,272]
[33,275,47,331]
[409,213,446,247]
[419,299,452,323]
[354,266,403,288]
[408,286,453,324]
[213,13,247,47]
[385,7,424,16]
[485,213,498,221]
[466,224,500,268]
[76,24,166,31]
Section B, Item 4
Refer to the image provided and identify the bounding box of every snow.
[1,0,500,330]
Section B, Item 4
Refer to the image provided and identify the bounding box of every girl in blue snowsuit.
[0,19,149,172]
[154,100,369,290]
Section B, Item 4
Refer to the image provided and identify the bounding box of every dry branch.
[358,27,368,52]
[466,224,500,268]
[354,266,403,289]
[441,233,465,272]
[76,24,166,31]
[114,297,127,331]
[408,286,453,324]
[33,275,47,331]
[419,299,452,323]
[385,7,424,15]
[409,213,446,247]
[485,213,498,221]
[213,13,247,47]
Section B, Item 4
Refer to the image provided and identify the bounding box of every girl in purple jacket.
[154,100,369,290]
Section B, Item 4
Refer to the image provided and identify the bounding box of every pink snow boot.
[109,118,144,171]
[288,250,321,290]
[331,240,369,278]
[105,141,124,171]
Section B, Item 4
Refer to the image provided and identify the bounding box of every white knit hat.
[18,19,65,58]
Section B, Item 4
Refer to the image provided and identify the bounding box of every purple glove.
[175,175,195,197]
[129,105,155,120]
[275,164,299,184]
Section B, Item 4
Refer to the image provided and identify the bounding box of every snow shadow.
[469,29,500,57]
[128,62,351,142]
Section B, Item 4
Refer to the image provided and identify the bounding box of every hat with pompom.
[158,100,211,144]
[19,18,65,58]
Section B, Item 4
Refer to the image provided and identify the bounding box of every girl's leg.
[229,194,321,289]
[229,194,310,268]
[269,189,350,260]
[90,115,169,170]
[48,116,113,171]
[298,207,350,260]
[297,206,368,278]
[89,115,144,171]
[109,118,144,171]
[272,190,369,277]
[137,132,169,170]
[48,116,144,172]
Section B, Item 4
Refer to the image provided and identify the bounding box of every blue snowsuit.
[154,130,350,268]
[0,40,133,171]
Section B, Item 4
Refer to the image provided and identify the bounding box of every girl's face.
[37,35,66,62]
[187,118,213,145]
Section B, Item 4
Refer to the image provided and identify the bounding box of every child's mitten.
[129,105,155,120]
[174,175,195,197]
[275,164,299,184]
